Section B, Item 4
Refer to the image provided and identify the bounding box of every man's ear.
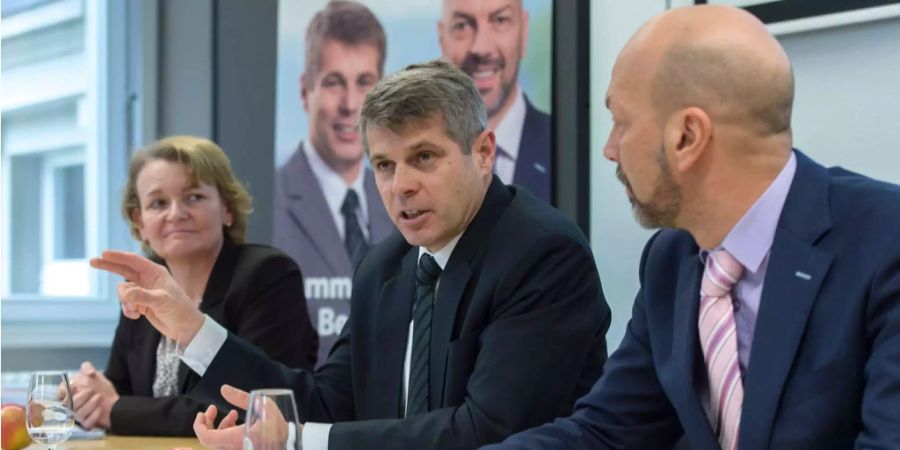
[664,106,711,173]
[300,74,311,113]
[472,130,496,174]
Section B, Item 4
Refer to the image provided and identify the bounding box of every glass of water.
[244,389,301,450]
[26,371,75,449]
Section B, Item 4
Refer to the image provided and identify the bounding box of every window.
[1,0,136,346]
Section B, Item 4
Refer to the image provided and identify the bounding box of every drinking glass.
[243,389,301,450]
[26,371,75,449]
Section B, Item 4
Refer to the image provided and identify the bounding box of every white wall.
[590,5,900,350]
[783,17,900,184]
[590,1,666,350]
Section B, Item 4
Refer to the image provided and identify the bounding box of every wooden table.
[26,436,203,450]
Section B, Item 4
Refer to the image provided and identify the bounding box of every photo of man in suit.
[91,60,610,450]
[438,0,552,202]
[273,1,394,365]
[489,5,900,450]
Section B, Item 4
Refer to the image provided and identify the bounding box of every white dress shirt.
[180,234,464,450]
[492,87,526,185]
[303,139,369,241]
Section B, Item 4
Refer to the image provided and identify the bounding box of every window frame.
[1,0,146,348]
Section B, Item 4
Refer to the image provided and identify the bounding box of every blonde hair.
[123,136,253,255]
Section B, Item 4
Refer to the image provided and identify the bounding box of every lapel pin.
[533,163,547,173]
[795,271,812,281]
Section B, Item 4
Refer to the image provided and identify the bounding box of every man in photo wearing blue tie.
[91,59,611,449]
[488,5,900,450]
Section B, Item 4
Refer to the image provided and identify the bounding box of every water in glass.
[26,372,75,449]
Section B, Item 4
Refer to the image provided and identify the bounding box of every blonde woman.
[70,136,317,435]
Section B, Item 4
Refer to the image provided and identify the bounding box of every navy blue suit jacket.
[512,96,552,203]
[195,177,611,449]
[490,151,900,449]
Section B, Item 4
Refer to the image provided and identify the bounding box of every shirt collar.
[303,139,368,221]
[417,232,463,270]
[492,86,526,160]
[703,152,797,273]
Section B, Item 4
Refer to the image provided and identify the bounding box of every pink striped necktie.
[699,250,745,450]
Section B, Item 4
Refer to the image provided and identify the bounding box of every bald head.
[620,5,794,136]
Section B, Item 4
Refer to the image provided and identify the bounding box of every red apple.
[1,403,32,450]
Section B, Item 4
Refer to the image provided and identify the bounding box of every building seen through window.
[2,0,97,297]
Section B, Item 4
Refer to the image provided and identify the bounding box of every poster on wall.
[273,0,553,365]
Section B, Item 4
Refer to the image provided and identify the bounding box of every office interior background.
[2,0,900,388]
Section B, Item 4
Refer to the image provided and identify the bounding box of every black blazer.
[105,240,318,436]
[195,177,611,449]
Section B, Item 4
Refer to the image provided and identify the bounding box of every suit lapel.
[137,319,163,396]
[372,248,417,417]
[429,177,511,408]
[513,97,550,191]
[429,261,472,408]
[177,360,192,393]
[739,150,834,449]
[284,144,350,274]
[671,253,721,449]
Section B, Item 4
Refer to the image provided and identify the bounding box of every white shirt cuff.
[177,314,227,376]
[301,422,332,450]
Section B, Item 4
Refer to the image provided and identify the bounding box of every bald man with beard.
[438,0,552,202]
[487,5,900,450]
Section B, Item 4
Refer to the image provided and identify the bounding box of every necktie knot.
[341,189,360,215]
[417,253,442,287]
[701,250,744,298]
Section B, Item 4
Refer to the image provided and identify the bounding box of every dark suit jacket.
[490,150,900,449]
[512,96,552,203]
[105,240,318,436]
[195,177,611,449]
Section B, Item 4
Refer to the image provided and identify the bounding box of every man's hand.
[193,385,302,450]
[194,404,242,450]
[70,362,119,430]
[90,251,205,345]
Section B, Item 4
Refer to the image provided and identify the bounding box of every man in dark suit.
[273,1,394,364]
[489,5,900,450]
[90,60,610,449]
[438,0,552,202]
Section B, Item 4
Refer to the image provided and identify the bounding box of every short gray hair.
[360,59,487,154]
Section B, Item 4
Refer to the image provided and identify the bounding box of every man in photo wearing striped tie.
[488,4,900,450]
